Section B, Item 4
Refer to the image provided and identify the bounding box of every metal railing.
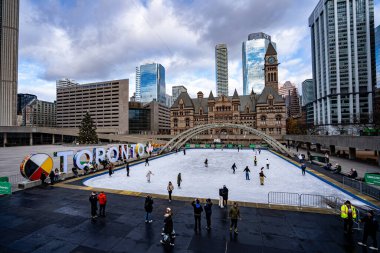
[342,177,380,200]
[268,191,338,209]
[7,174,28,187]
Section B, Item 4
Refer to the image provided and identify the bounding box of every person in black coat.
[40,172,47,187]
[358,210,378,250]
[160,207,174,246]
[49,170,55,185]
[192,199,203,232]
[243,166,251,180]
[222,185,229,207]
[125,161,130,177]
[89,192,98,220]
[204,199,213,230]
[144,195,154,223]
[145,157,149,166]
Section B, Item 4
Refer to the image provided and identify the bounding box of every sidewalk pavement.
[289,147,380,179]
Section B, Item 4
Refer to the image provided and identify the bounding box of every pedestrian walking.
[177,173,182,189]
[296,146,299,152]
[167,181,174,202]
[341,200,357,234]
[254,156,257,166]
[89,191,98,221]
[144,195,154,223]
[40,172,47,187]
[125,161,130,177]
[146,170,154,183]
[358,210,378,250]
[98,191,107,217]
[231,163,237,174]
[229,202,241,234]
[145,157,149,166]
[49,170,55,185]
[191,198,203,232]
[259,168,266,185]
[243,166,251,180]
[222,185,229,207]
[160,207,175,246]
[258,148,261,154]
[301,163,306,176]
[204,199,213,230]
[108,165,113,177]
[218,187,224,208]
[266,158,270,169]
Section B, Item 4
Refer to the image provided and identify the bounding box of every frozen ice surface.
[84,149,365,206]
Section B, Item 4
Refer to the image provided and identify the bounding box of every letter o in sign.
[107,146,119,163]
[74,150,93,170]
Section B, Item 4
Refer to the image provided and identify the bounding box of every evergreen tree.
[78,112,98,144]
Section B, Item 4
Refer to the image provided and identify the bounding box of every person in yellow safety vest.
[341,200,357,234]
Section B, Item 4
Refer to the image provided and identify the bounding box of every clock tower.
[264,42,279,92]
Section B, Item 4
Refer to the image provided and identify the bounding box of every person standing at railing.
[340,200,357,234]
[358,210,378,250]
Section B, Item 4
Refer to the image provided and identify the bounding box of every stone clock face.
[268,56,275,64]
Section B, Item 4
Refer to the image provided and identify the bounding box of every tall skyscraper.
[242,32,276,95]
[215,44,229,96]
[140,63,166,104]
[309,0,376,130]
[376,25,380,88]
[0,0,19,126]
[172,85,187,104]
[279,81,296,97]
[135,66,141,102]
[302,79,315,127]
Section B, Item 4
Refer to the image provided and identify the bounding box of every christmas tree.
[78,112,98,144]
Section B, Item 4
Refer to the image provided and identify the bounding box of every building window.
[276,115,282,125]
[174,118,178,127]
[185,118,190,127]
[261,115,266,125]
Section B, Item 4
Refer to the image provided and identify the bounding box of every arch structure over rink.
[159,123,293,157]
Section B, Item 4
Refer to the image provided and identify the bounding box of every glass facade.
[376,25,380,88]
[17,93,37,115]
[309,0,376,129]
[242,33,274,95]
[140,63,166,104]
[129,108,151,134]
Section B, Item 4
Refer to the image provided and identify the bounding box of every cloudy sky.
[19,0,380,102]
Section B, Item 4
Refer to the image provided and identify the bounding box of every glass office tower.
[309,0,376,130]
[242,32,276,95]
[140,63,166,104]
[376,25,380,88]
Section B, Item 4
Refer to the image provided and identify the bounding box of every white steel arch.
[159,123,293,156]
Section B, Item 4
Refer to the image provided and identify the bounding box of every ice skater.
[231,163,237,174]
[259,168,266,185]
[243,166,251,180]
[266,158,270,169]
[177,173,182,189]
[183,148,186,155]
[204,159,208,167]
[301,163,306,175]
[108,165,113,177]
[125,161,130,177]
[167,181,174,202]
[145,157,149,166]
[254,156,257,166]
[146,170,154,183]
[237,147,240,152]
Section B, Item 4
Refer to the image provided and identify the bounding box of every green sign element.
[310,155,326,163]
[249,144,256,148]
[238,144,243,147]
[0,177,9,182]
[195,144,201,148]
[216,144,222,148]
[365,173,380,186]
[185,144,191,148]
[227,144,233,148]
[204,144,211,148]
[0,182,11,195]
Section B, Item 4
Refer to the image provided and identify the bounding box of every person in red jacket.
[98,191,107,217]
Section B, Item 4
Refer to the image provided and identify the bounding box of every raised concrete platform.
[1,186,377,253]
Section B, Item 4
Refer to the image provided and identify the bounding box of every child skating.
[231,163,237,174]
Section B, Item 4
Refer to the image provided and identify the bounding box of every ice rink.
[84,149,365,205]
